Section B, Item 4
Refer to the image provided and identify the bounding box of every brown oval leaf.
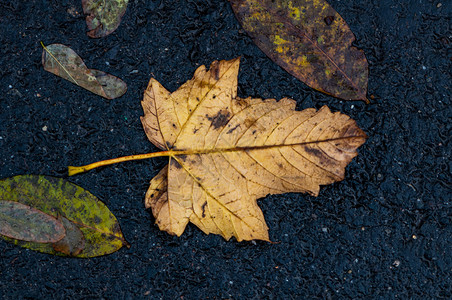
[83,0,129,38]
[230,0,369,101]
[41,43,127,99]
[0,200,65,243]
[141,58,367,241]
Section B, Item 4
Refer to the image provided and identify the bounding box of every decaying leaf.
[83,0,129,38]
[41,43,127,99]
[229,0,369,101]
[0,175,128,257]
[141,58,366,241]
[0,200,65,243]
[52,216,85,256]
[69,58,366,242]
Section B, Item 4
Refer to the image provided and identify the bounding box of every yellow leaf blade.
[142,58,366,241]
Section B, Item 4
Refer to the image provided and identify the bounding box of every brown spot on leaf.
[304,146,331,166]
[304,146,323,158]
[112,223,122,234]
[244,118,255,128]
[206,109,231,129]
[170,159,182,169]
[324,16,334,25]
[213,63,220,80]
[106,234,117,241]
[234,97,249,109]
[201,202,208,218]
[227,124,240,134]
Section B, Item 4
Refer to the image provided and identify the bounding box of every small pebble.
[42,125,48,131]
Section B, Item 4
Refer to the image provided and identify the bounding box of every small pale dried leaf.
[0,200,65,243]
[42,43,127,99]
[230,0,368,101]
[82,0,129,38]
[142,58,366,241]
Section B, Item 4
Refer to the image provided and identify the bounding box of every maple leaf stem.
[68,151,174,176]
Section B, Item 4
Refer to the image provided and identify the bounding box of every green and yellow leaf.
[82,0,129,38]
[0,175,128,257]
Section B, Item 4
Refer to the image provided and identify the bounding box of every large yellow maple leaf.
[140,58,366,241]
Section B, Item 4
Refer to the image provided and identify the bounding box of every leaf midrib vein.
[169,135,366,156]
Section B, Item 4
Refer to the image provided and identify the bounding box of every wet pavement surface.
[0,0,451,298]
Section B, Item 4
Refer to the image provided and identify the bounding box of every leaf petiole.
[68,151,174,176]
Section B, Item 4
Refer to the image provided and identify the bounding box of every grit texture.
[0,0,450,298]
